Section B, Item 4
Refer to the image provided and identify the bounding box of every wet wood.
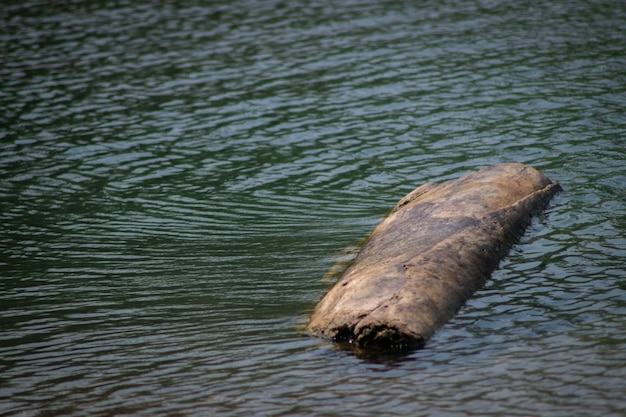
[307,163,562,351]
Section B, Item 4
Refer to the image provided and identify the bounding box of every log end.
[321,323,425,352]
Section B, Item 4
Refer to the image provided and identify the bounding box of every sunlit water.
[1,1,625,416]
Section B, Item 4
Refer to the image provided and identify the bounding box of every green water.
[1,1,625,416]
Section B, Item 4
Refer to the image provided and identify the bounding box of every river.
[1,1,625,416]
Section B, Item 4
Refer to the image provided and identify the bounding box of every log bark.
[307,163,562,351]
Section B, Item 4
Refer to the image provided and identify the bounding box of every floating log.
[307,163,562,351]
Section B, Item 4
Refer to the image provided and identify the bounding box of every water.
[1,0,625,415]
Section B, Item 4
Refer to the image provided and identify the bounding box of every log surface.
[307,163,562,350]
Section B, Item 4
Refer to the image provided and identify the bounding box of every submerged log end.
[335,323,426,351]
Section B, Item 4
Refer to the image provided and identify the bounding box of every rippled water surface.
[1,0,625,416]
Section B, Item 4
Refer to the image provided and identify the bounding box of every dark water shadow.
[329,340,421,366]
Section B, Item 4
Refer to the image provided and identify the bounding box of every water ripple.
[1,0,625,416]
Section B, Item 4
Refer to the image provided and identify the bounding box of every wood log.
[307,163,562,351]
